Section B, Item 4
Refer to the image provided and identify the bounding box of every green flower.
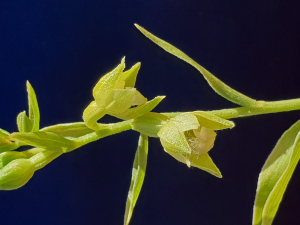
[83,58,164,130]
[157,112,235,177]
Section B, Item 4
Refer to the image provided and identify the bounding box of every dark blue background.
[1,1,300,224]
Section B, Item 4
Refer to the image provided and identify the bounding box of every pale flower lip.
[185,126,217,155]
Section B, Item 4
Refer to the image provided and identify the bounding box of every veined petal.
[119,62,141,88]
[93,57,125,107]
[105,88,137,114]
[192,111,235,130]
[171,112,200,132]
[158,120,191,154]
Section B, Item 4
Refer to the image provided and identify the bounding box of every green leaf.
[110,96,165,120]
[124,134,148,225]
[253,120,300,225]
[131,112,168,137]
[135,24,258,108]
[0,130,20,153]
[0,141,19,154]
[40,122,94,138]
[10,131,77,153]
[26,81,40,131]
[17,111,32,132]
[0,128,10,136]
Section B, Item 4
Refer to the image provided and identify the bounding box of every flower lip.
[185,127,217,154]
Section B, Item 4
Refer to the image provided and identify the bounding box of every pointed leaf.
[124,134,148,225]
[26,81,40,131]
[17,111,32,132]
[135,24,258,107]
[253,120,300,225]
[41,122,94,138]
[10,131,77,153]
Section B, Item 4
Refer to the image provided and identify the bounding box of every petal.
[83,101,106,130]
[171,112,199,132]
[165,149,222,178]
[105,88,136,114]
[132,90,147,106]
[109,96,165,120]
[119,62,141,88]
[192,111,235,130]
[93,57,125,107]
[158,120,191,154]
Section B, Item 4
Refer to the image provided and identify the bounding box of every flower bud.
[83,58,164,130]
[0,158,35,190]
[0,148,60,190]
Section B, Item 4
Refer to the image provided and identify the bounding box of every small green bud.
[0,158,35,190]
[0,148,60,190]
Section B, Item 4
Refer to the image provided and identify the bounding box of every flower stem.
[73,120,132,148]
[163,98,300,120]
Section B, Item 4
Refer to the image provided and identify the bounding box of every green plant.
[1,25,300,225]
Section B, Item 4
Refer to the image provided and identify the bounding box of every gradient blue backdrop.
[1,1,300,225]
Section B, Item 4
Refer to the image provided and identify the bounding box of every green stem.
[163,98,300,120]
[30,150,62,170]
[73,120,132,148]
